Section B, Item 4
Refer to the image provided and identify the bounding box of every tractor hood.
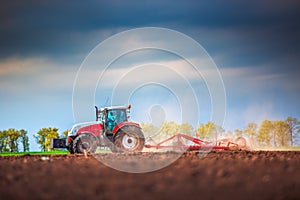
[68,121,101,136]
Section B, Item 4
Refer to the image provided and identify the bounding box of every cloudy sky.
[1,0,299,150]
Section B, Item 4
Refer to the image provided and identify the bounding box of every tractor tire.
[108,143,120,153]
[68,142,74,154]
[114,126,145,152]
[73,134,97,154]
[235,137,247,150]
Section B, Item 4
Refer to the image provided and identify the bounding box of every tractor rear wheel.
[114,126,145,152]
[73,134,97,154]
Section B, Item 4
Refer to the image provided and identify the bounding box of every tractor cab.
[96,104,131,136]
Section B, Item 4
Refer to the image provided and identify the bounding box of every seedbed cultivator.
[144,134,247,151]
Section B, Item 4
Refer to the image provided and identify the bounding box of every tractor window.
[115,109,127,124]
[106,109,127,131]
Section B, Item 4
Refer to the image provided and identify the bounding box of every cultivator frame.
[144,134,240,151]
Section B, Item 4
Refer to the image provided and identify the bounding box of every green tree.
[0,130,9,152]
[34,127,59,151]
[160,121,180,137]
[197,122,213,140]
[0,129,29,152]
[216,125,225,138]
[234,129,243,137]
[285,117,300,146]
[141,122,194,143]
[141,122,160,137]
[179,123,193,136]
[61,130,69,138]
[273,120,290,147]
[7,129,20,152]
[197,121,223,141]
[258,120,273,146]
[223,130,234,140]
[244,123,258,140]
[19,129,30,152]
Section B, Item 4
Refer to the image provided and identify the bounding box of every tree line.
[0,127,67,152]
[240,117,300,147]
[0,116,299,152]
[0,129,29,152]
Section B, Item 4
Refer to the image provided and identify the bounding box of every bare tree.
[285,117,300,146]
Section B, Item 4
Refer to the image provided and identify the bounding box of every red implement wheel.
[235,137,247,149]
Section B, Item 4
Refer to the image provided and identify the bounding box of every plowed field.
[0,151,299,200]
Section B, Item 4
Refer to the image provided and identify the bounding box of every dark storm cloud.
[0,0,106,60]
[0,0,299,66]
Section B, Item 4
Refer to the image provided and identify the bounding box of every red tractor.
[51,104,145,153]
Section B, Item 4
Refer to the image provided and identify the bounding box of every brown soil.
[0,151,299,200]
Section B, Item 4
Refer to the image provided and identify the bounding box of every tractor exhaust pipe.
[95,106,99,121]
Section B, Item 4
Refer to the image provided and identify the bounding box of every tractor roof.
[100,104,131,111]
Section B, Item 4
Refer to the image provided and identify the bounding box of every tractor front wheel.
[73,134,97,154]
[114,126,145,152]
[68,142,74,154]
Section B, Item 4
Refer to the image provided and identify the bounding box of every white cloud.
[0,56,77,92]
[224,102,285,131]
[0,57,43,76]
[219,65,292,93]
